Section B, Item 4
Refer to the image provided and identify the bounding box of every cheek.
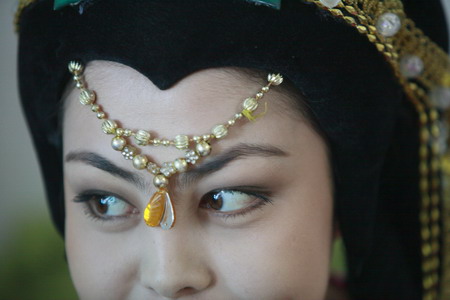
[65,201,138,299]
[208,189,333,299]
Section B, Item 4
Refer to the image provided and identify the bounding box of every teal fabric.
[53,0,80,10]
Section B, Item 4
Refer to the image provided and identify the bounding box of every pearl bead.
[430,87,450,109]
[132,155,148,170]
[153,174,168,188]
[376,12,401,37]
[174,158,188,172]
[196,141,211,156]
[111,137,126,151]
[319,0,341,8]
[399,55,424,78]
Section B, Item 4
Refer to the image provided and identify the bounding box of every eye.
[74,192,139,220]
[199,189,271,216]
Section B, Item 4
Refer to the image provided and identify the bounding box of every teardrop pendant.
[143,188,166,227]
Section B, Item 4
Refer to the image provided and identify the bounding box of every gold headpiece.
[68,61,283,230]
[307,1,450,299]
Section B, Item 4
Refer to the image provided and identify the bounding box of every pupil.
[210,192,224,210]
[94,197,108,214]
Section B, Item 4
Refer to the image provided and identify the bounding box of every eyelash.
[72,187,273,222]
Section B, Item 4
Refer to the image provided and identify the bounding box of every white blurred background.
[1,0,450,298]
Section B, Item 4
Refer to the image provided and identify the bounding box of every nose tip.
[150,276,211,299]
[139,228,213,298]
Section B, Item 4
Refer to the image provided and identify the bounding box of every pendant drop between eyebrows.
[68,61,283,229]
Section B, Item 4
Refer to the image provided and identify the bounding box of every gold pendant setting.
[143,188,175,229]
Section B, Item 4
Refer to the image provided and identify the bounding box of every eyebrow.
[65,143,288,191]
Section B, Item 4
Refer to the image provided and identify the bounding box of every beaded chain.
[68,61,283,229]
[308,1,450,299]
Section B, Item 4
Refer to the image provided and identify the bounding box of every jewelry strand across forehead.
[68,61,283,229]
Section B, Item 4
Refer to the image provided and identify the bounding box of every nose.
[139,226,213,298]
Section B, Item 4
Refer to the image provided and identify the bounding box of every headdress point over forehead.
[15,0,450,299]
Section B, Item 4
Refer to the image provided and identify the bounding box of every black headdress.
[16,0,449,299]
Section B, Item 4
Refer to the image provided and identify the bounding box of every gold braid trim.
[14,0,38,32]
[305,1,450,299]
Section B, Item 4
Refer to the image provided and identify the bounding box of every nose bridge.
[138,225,213,297]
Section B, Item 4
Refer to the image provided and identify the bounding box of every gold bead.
[115,128,124,136]
[111,137,126,151]
[123,129,132,137]
[134,130,151,145]
[261,86,269,92]
[227,119,235,126]
[255,92,264,99]
[91,104,100,112]
[101,119,117,134]
[133,155,148,170]
[193,136,201,142]
[268,73,283,85]
[162,140,170,146]
[212,124,228,139]
[174,158,188,172]
[196,141,211,156]
[97,112,106,119]
[79,90,96,105]
[68,61,84,75]
[174,134,189,149]
[243,97,258,111]
[76,82,84,89]
[153,174,169,188]
[234,113,243,120]
[153,138,161,145]
[202,134,211,141]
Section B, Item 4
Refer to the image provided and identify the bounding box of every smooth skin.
[63,61,334,299]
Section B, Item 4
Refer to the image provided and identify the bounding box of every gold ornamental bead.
[111,137,126,151]
[134,130,151,145]
[211,124,228,139]
[101,119,118,134]
[243,97,258,111]
[196,141,211,156]
[132,155,148,170]
[261,86,269,93]
[79,90,96,105]
[255,92,264,99]
[174,134,189,149]
[174,158,188,172]
[154,174,169,188]
[68,61,84,75]
[268,74,283,85]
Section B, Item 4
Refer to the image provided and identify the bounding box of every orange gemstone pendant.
[144,189,166,227]
[143,188,176,229]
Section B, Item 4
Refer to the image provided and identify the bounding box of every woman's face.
[63,61,333,299]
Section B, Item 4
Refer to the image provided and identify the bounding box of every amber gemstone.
[144,189,166,226]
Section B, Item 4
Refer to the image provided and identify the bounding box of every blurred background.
[1,0,450,299]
